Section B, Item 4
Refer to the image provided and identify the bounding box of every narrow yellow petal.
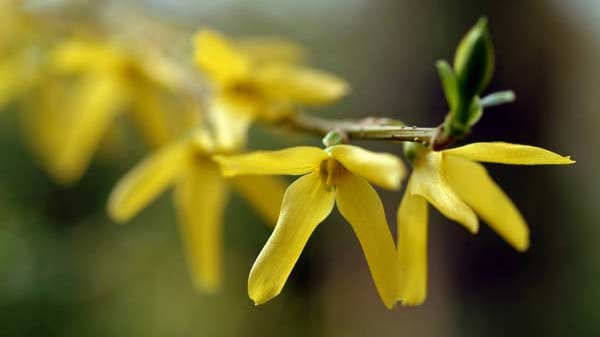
[248,172,335,305]
[50,39,124,74]
[193,29,251,85]
[335,172,399,309]
[237,37,305,64]
[255,64,349,106]
[442,142,575,165]
[445,156,529,251]
[174,160,229,292]
[396,184,428,306]
[411,151,479,233]
[51,75,127,184]
[229,175,287,227]
[329,144,406,190]
[214,147,327,177]
[107,140,190,223]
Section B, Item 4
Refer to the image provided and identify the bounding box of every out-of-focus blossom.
[396,142,574,306]
[22,37,197,184]
[194,30,349,150]
[107,129,287,292]
[215,145,405,308]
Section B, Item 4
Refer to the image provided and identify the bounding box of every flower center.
[319,157,345,189]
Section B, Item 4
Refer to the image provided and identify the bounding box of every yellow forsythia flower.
[396,142,574,306]
[107,130,287,292]
[194,30,349,150]
[23,36,194,184]
[215,145,406,308]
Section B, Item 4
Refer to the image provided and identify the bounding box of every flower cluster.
[0,3,574,309]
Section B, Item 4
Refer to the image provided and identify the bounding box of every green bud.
[403,142,428,164]
[466,96,483,126]
[453,17,495,100]
[322,130,345,147]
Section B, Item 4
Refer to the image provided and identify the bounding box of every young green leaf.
[481,90,515,108]
[453,17,495,99]
[436,60,458,110]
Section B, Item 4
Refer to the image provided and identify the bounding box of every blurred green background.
[0,0,596,336]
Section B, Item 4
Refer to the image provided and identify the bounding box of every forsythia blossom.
[396,142,574,305]
[194,30,349,150]
[215,145,406,308]
[108,129,286,292]
[23,37,195,184]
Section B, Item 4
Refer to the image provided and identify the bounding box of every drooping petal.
[445,156,529,251]
[248,172,335,305]
[396,184,428,306]
[107,140,190,223]
[214,147,327,177]
[335,172,399,309]
[255,64,349,106]
[193,29,251,85]
[51,74,127,184]
[329,144,406,190]
[410,151,478,233]
[442,142,574,165]
[174,160,229,292]
[229,175,287,227]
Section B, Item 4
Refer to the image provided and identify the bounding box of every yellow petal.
[214,147,327,177]
[445,156,529,251]
[237,37,305,64]
[442,142,575,165]
[174,160,228,292]
[248,172,335,305]
[50,39,125,74]
[335,172,399,309]
[193,29,251,85]
[207,99,252,151]
[51,74,127,184]
[255,64,349,106]
[229,175,287,227]
[329,144,406,190]
[411,151,478,233]
[107,140,190,223]
[396,185,428,306]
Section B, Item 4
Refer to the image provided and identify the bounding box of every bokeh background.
[0,0,597,336]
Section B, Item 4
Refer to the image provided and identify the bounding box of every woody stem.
[282,113,440,145]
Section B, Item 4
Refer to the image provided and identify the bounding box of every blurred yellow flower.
[194,30,349,150]
[21,36,196,184]
[396,142,574,306]
[107,130,286,292]
[215,145,405,308]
